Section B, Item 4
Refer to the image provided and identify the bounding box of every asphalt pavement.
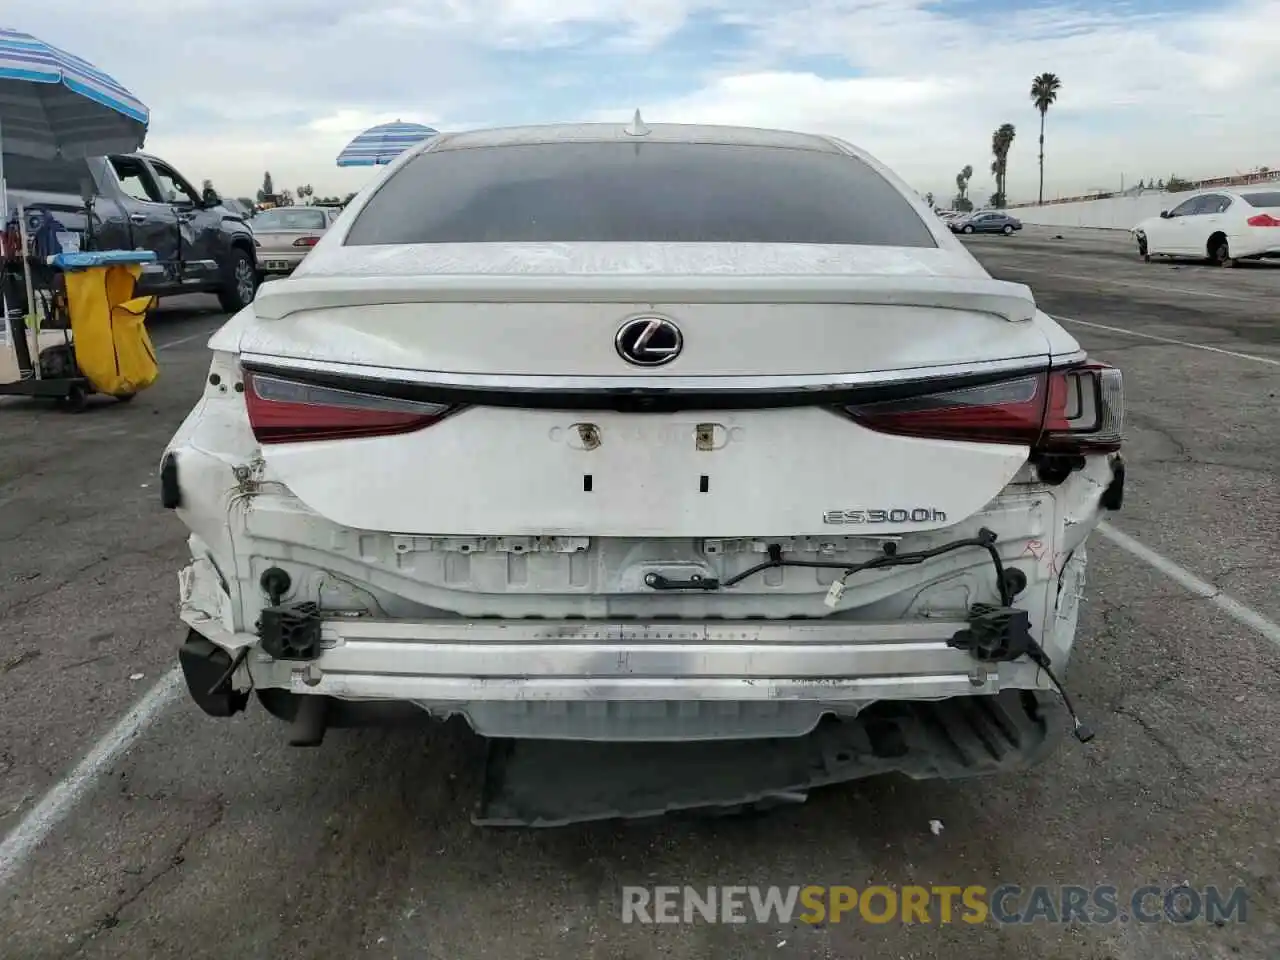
[1,232,1278,960]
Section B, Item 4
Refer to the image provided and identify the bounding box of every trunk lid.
[253,229,324,255]
[235,242,1056,537]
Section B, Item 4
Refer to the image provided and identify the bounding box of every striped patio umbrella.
[336,120,437,167]
[1,27,151,369]
[0,26,149,160]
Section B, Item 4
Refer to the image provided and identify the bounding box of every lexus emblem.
[615,316,683,367]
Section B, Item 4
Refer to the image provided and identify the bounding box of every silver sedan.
[251,206,340,278]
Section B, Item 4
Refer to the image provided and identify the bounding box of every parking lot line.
[0,669,183,889]
[1056,316,1280,366]
[0,323,218,890]
[3,522,1278,892]
[2,295,1277,892]
[999,266,1271,304]
[1098,522,1280,650]
[152,329,213,351]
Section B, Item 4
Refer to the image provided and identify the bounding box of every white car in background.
[161,121,1124,810]
[1132,187,1280,265]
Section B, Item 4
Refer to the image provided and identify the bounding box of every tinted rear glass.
[1241,191,1280,207]
[345,141,936,247]
[253,208,327,231]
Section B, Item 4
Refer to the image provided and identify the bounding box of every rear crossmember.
[645,527,1092,742]
[175,526,1096,748]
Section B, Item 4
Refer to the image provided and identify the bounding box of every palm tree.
[1030,72,1061,204]
[955,165,974,210]
[990,123,1016,206]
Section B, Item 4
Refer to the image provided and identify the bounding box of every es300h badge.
[823,508,949,524]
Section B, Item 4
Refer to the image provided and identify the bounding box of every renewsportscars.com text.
[621,884,1249,926]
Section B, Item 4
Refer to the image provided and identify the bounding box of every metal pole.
[0,116,14,357]
[0,117,6,224]
[17,203,39,378]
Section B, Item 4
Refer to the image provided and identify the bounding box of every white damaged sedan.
[161,119,1124,813]
[1132,187,1280,265]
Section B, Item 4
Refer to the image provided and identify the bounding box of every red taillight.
[244,373,459,443]
[1246,213,1280,227]
[293,236,321,247]
[843,363,1123,452]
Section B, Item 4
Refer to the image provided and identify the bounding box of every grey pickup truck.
[4,150,258,313]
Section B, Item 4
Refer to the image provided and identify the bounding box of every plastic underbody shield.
[473,690,1063,826]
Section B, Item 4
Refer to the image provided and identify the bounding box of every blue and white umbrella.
[336,120,437,167]
[0,26,149,160]
[0,28,149,370]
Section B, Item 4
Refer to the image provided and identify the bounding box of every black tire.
[1136,234,1150,262]
[1209,235,1233,267]
[1002,224,1014,235]
[962,224,975,234]
[217,247,257,313]
[63,383,88,413]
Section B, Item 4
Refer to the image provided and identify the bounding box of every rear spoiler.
[252,274,1039,324]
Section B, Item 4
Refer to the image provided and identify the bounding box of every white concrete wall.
[1012,193,1175,230]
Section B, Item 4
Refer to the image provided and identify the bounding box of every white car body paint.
[1132,186,1280,261]
[165,121,1122,749]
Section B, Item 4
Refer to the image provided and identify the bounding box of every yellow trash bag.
[62,263,159,397]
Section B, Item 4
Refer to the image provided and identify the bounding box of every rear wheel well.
[1207,231,1228,256]
[230,236,256,266]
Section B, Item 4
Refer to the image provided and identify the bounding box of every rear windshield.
[345,141,936,247]
[1240,191,1280,208]
[253,208,327,231]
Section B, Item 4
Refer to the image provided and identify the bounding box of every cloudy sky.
[13,0,1280,204]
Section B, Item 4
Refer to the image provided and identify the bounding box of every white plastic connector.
[824,578,847,609]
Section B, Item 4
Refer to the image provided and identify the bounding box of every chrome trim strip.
[238,352,1052,393]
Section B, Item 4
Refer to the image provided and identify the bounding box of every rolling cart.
[1,205,88,406]
[1,248,159,411]
[1,25,153,410]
